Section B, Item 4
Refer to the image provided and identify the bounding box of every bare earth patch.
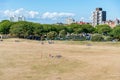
[0,39,120,80]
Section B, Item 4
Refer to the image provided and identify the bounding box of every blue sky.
[0,0,120,24]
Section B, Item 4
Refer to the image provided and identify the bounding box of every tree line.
[0,20,120,41]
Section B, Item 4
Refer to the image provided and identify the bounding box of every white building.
[66,18,75,24]
[10,15,25,22]
[92,8,106,27]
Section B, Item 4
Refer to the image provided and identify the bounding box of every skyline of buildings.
[65,8,120,28]
[1,0,120,24]
[6,7,120,28]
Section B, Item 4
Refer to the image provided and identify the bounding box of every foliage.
[74,28,83,34]
[111,26,120,40]
[82,24,95,33]
[91,34,104,41]
[1,19,120,41]
[72,24,94,34]
[47,31,57,40]
[59,30,67,38]
[10,21,34,38]
[33,23,43,36]
[0,20,13,34]
[95,24,111,35]
[70,34,86,41]
[104,36,113,41]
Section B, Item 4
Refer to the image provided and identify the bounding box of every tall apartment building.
[10,15,25,22]
[92,8,106,26]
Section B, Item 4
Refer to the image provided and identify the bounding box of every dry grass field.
[0,39,120,80]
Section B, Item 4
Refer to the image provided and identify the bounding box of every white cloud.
[14,8,24,16]
[1,8,39,18]
[0,8,75,22]
[42,12,75,20]
[28,11,39,18]
[4,10,14,17]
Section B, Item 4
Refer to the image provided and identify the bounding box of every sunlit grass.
[0,38,120,80]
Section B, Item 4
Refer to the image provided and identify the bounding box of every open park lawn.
[0,39,120,80]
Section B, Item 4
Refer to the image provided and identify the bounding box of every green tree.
[66,27,73,33]
[70,24,83,33]
[47,31,57,40]
[111,26,120,40]
[95,24,111,35]
[10,23,24,37]
[74,28,83,34]
[70,24,94,34]
[82,24,94,33]
[0,20,13,34]
[33,23,43,36]
[42,24,52,33]
[59,30,67,38]
[10,21,34,38]
[91,34,104,41]
[55,25,66,33]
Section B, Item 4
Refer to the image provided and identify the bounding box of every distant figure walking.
[41,41,44,44]
[49,54,62,59]
[55,55,62,58]
[41,35,44,45]
[0,35,3,41]
[49,54,54,58]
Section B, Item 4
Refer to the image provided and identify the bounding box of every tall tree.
[59,30,67,38]
[82,24,94,33]
[111,26,120,40]
[0,20,13,34]
[10,21,34,38]
[33,23,43,36]
[95,24,111,35]
[47,31,57,40]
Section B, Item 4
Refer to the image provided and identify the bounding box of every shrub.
[104,36,113,41]
[47,31,57,40]
[71,34,86,41]
[91,34,104,41]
